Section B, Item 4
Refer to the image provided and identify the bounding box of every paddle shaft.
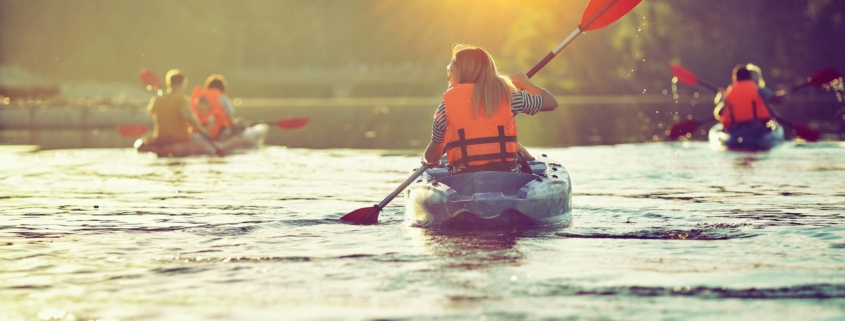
[695,79,720,93]
[527,28,582,78]
[374,166,429,210]
[526,0,630,78]
[197,129,224,155]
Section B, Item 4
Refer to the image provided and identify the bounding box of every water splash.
[824,77,845,134]
[823,77,845,103]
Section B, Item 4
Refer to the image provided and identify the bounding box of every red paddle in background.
[667,65,840,141]
[670,64,719,93]
[340,0,643,224]
[139,68,162,91]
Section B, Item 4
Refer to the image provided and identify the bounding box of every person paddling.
[191,74,237,140]
[422,45,558,175]
[146,69,211,145]
[714,64,786,130]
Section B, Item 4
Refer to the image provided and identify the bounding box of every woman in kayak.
[422,44,558,174]
[191,74,238,140]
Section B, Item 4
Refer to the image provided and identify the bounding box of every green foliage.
[0,0,842,97]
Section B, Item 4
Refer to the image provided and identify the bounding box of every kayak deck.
[404,155,572,229]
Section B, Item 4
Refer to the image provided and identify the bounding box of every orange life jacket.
[190,87,232,139]
[722,80,771,130]
[443,84,518,170]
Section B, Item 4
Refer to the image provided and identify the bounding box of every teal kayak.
[708,121,784,151]
[404,155,572,228]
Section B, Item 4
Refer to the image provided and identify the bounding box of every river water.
[2,142,845,320]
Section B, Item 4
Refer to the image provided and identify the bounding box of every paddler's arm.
[511,72,558,111]
[423,140,444,167]
[179,107,213,138]
[147,97,157,116]
[768,89,787,104]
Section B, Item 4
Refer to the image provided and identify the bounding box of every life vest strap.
[444,125,517,168]
[443,136,518,151]
[752,100,758,120]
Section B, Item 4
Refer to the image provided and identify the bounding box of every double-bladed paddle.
[341,0,643,224]
[667,65,840,142]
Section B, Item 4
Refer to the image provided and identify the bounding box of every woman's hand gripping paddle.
[341,0,642,224]
[667,65,840,142]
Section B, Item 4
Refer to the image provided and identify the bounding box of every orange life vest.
[190,87,232,139]
[722,80,771,130]
[443,84,518,170]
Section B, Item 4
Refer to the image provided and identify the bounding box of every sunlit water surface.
[2,143,845,321]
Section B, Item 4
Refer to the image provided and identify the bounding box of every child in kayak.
[422,45,558,174]
[191,74,238,140]
[146,69,211,145]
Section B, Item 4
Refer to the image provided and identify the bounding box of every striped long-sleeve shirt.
[431,90,545,143]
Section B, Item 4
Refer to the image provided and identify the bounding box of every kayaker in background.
[147,69,211,145]
[746,63,787,104]
[191,74,237,140]
[714,64,786,129]
[422,45,558,175]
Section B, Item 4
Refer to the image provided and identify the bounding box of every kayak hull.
[404,156,572,229]
[708,121,784,151]
[135,124,268,157]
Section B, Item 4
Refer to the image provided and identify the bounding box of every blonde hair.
[204,74,228,93]
[746,63,766,88]
[452,44,514,117]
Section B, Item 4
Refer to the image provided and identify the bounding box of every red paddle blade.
[580,0,643,31]
[139,68,162,90]
[340,206,380,224]
[116,125,149,138]
[807,68,842,87]
[667,119,700,139]
[274,117,310,130]
[671,63,700,86]
[793,124,820,142]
